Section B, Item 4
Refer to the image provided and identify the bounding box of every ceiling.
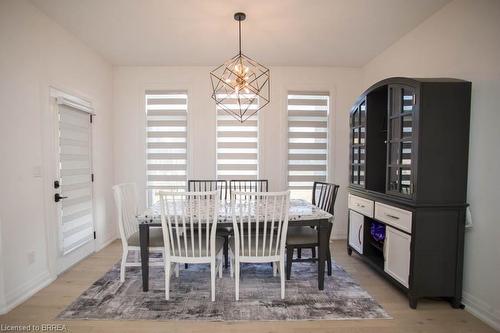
[30,0,450,67]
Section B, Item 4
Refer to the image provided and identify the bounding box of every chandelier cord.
[238,19,242,55]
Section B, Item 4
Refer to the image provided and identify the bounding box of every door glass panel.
[352,109,359,127]
[359,147,366,164]
[359,101,366,126]
[400,167,412,195]
[401,88,415,113]
[58,105,94,255]
[352,147,359,164]
[390,118,401,140]
[401,114,413,138]
[352,128,359,144]
[390,88,398,116]
[388,167,399,192]
[359,127,366,144]
[359,165,365,186]
[401,141,412,165]
[352,166,359,184]
[389,143,400,165]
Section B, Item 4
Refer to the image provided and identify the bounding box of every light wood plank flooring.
[0,240,495,333]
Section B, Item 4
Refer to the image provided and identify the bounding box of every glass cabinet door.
[350,99,366,187]
[387,85,416,197]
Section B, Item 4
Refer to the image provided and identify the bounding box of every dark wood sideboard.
[347,77,471,309]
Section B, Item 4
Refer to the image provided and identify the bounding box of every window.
[287,92,329,201]
[216,96,259,181]
[146,90,188,204]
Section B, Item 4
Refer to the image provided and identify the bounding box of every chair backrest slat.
[113,183,140,247]
[229,179,269,197]
[231,191,289,258]
[312,181,339,215]
[188,180,227,201]
[159,191,219,258]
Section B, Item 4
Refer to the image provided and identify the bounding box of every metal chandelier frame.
[210,12,270,123]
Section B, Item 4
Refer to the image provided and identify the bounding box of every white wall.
[113,66,362,239]
[0,0,116,313]
[362,0,500,329]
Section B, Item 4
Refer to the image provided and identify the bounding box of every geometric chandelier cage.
[210,12,270,123]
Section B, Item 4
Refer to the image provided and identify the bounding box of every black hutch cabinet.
[347,77,471,308]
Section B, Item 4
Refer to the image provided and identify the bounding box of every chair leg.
[229,251,234,278]
[312,247,316,258]
[286,246,294,280]
[327,248,332,276]
[120,249,127,283]
[210,260,216,302]
[184,263,188,269]
[175,263,179,277]
[218,253,223,278]
[280,259,285,299]
[223,235,229,268]
[297,248,302,258]
[164,261,171,300]
[235,260,240,301]
[273,262,277,277]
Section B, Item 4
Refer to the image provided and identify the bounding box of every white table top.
[138,199,333,224]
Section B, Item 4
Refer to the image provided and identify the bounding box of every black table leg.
[317,221,330,290]
[139,223,150,292]
[223,235,229,269]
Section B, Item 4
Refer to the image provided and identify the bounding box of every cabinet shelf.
[369,239,384,253]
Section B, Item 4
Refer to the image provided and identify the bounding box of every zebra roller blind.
[216,94,259,181]
[287,92,329,200]
[146,90,188,203]
[57,104,94,255]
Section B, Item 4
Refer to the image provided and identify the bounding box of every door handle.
[358,225,362,245]
[54,193,68,202]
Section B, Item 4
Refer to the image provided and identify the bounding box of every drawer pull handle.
[356,203,365,208]
[386,213,400,220]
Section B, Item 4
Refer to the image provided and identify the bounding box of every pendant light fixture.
[210,12,270,123]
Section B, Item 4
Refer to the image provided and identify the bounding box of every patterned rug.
[58,253,390,321]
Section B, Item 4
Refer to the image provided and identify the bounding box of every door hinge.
[90,114,93,123]
[91,174,94,182]
[93,231,96,239]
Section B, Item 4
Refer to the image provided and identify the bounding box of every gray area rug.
[58,252,390,321]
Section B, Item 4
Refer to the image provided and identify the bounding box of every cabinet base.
[450,297,464,309]
[409,296,418,309]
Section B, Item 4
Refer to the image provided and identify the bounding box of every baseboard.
[0,270,55,315]
[0,233,118,315]
[331,233,347,240]
[95,234,118,252]
[462,291,500,331]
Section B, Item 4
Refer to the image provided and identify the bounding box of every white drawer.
[375,202,412,233]
[348,194,374,217]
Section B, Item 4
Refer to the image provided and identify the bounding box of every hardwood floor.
[0,240,495,333]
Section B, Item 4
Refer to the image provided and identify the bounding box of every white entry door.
[54,95,95,273]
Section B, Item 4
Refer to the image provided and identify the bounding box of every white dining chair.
[158,190,224,301]
[228,191,290,300]
[112,183,164,282]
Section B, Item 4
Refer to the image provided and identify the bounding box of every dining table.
[137,199,333,292]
